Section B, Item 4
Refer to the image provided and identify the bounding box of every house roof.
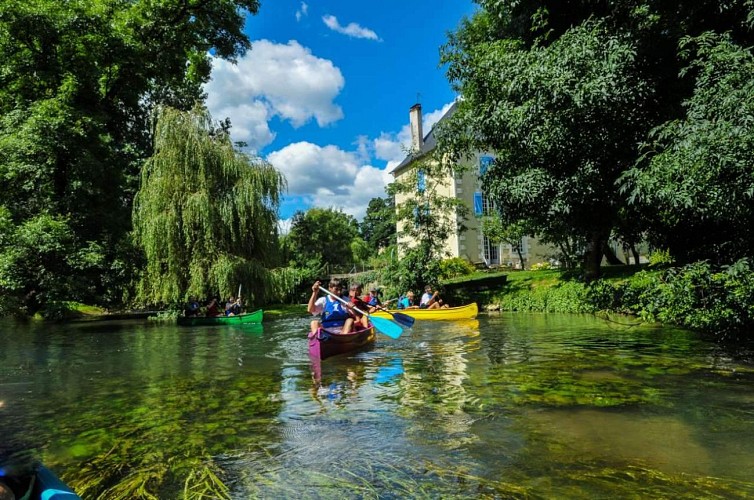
[390,101,458,176]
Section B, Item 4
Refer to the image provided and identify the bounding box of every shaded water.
[1,313,754,498]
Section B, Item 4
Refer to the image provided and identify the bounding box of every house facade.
[391,103,553,269]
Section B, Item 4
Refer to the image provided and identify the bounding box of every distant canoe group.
[175,282,478,363]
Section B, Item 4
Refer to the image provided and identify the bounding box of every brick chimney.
[409,103,423,152]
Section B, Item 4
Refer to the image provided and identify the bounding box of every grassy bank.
[448,261,754,340]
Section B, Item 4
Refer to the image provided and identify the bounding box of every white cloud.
[205,40,345,151]
[295,2,308,21]
[267,142,389,220]
[278,218,292,235]
[322,15,380,41]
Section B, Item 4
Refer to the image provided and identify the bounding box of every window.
[475,192,495,216]
[482,195,495,216]
[483,236,499,265]
[479,156,494,175]
[474,192,483,216]
[413,203,430,227]
[417,169,426,193]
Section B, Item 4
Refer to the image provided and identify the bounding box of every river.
[1,313,753,498]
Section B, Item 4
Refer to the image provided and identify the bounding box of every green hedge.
[586,259,754,338]
[493,260,754,339]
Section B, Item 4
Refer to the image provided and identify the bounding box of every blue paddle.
[318,286,403,339]
[378,307,415,328]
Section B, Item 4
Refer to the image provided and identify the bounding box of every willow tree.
[133,106,286,307]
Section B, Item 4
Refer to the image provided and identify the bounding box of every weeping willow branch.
[133,105,287,307]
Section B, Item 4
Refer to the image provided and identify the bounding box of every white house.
[390,103,552,268]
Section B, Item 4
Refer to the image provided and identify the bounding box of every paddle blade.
[370,316,403,339]
[391,312,415,328]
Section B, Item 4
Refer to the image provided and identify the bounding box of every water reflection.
[2,314,754,498]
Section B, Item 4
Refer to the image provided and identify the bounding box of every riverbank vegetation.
[475,260,754,340]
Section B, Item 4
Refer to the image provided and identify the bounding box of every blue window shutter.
[417,170,426,192]
[479,156,493,175]
[474,192,483,216]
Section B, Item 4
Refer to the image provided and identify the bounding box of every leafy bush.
[529,262,552,271]
[499,280,594,313]
[439,257,475,279]
[648,249,674,267]
[582,259,754,338]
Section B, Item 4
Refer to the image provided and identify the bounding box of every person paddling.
[362,287,382,313]
[308,279,354,336]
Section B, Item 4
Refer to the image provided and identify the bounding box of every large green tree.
[440,21,651,279]
[439,0,754,278]
[621,34,754,264]
[0,0,260,315]
[133,106,285,307]
[360,196,397,251]
[287,208,361,273]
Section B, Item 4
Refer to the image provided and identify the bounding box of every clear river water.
[1,312,753,498]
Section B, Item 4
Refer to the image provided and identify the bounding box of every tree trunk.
[515,243,526,270]
[602,242,624,265]
[558,242,573,269]
[631,244,641,267]
[583,233,606,281]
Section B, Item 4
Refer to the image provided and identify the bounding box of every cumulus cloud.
[267,142,390,220]
[205,40,345,151]
[295,2,308,21]
[278,218,292,235]
[322,15,380,41]
[269,102,456,219]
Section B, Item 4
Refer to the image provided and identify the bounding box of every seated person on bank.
[308,279,354,335]
[420,285,449,309]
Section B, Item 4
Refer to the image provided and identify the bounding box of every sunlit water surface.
[1,313,754,498]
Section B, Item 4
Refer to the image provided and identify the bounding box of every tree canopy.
[621,34,754,264]
[360,196,397,251]
[133,106,285,306]
[287,208,361,273]
[439,0,754,276]
[0,0,261,315]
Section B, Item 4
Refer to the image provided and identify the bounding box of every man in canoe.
[308,279,355,335]
[206,298,222,316]
[225,296,242,316]
[420,285,449,309]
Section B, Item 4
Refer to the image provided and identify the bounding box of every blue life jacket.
[321,296,350,328]
[397,296,409,310]
[366,295,379,307]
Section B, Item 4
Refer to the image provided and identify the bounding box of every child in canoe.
[308,279,355,335]
[347,283,370,331]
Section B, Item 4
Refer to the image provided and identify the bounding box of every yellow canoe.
[372,302,478,321]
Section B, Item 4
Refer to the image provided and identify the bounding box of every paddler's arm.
[307,281,321,314]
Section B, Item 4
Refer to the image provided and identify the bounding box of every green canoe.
[177,309,263,326]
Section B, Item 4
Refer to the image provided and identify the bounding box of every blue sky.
[203,0,477,228]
